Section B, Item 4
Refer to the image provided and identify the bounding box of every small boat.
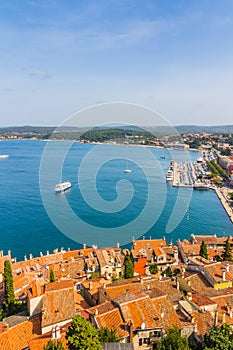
[0,154,9,159]
[55,181,71,193]
[197,157,203,163]
[166,169,174,181]
[124,162,132,173]
[160,155,166,159]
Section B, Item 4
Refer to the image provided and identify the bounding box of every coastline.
[211,186,233,224]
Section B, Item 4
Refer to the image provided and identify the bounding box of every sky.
[0,0,233,126]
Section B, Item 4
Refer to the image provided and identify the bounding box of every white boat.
[124,162,132,173]
[166,169,173,181]
[197,157,203,163]
[0,154,9,159]
[54,181,71,193]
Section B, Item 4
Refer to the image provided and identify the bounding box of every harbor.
[165,151,233,224]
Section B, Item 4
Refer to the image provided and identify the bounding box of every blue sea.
[0,140,232,260]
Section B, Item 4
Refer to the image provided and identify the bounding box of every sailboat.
[124,162,132,173]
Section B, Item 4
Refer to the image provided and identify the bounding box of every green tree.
[49,268,55,283]
[44,340,66,350]
[222,238,233,261]
[0,309,3,322]
[156,326,191,350]
[149,263,158,274]
[200,241,209,260]
[66,314,101,350]
[98,327,119,343]
[3,260,15,309]
[203,323,233,350]
[124,253,134,279]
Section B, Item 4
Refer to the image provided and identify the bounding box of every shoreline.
[211,186,233,224]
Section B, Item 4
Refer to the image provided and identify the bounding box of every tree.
[203,323,233,350]
[3,260,15,309]
[222,238,233,261]
[149,263,158,274]
[66,314,101,350]
[156,326,191,350]
[98,327,119,343]
[44,340,66,350]
[200,241,209,260]
[124,252,134,279]
[49,268,55,283]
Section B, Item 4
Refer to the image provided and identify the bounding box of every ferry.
[55,181,71,193]
[166,169,174,181]
[0,154,9,159]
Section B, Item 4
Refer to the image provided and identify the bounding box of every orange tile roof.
[151,295,181,330]
[29,323,70,350]
[42,281,75,328]
[132,239,166,250]
[205,262,233,283]
[95,308,128,338]
[0,316,41,350]
[191,293,217,307]
[45,280,73,293]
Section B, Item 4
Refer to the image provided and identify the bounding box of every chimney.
[116,243,120,248]
[103,283,106,289]
[40,252,43,257]
[83,243,86,249]
[8,250,11,258]
[51,327,56,339]
[89,281,92,290]
[222,269,226,282]
[176,281,180,290]
[140,276,143,284]
[147,282,151,290]
[187,280,191,287]
[128,321,133,343]
[94,308,98,315]
[222,312,226,324]
[187,292,192,301]
[29,254,33,260]
[226,264,230,272]
[0,250,3,257]
[47,250,49,255]
[143,236,145,240]
[191,317,195,324]
[68,247,70,251]
[13,257,16,263]
[55,325,61,339]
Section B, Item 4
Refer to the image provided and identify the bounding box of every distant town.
[2,235,233,349]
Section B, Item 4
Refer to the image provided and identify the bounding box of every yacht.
[166,169,174,181]
[55,181,71,193]
[0,154,9,159]
[124,168,132,173]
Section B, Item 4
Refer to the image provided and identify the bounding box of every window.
[139,338,143,346]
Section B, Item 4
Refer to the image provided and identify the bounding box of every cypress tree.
[222,238,233,261]
[49,268,55,282]
[200,241,209,260]
[4,260,15,308]
[124,252,134,279]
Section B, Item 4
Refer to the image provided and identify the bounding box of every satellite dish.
[141,322,146,329]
